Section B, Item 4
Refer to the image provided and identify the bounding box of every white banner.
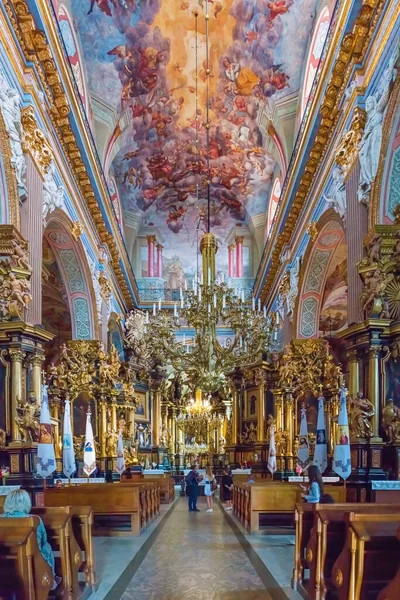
[36,385,56,479]
[333,388,351,480]
[267,426,277,475]
[297,407,310,471]
[116,429,125,475]
[313,396,328,473]
[62,399,76,479]
[83,412,97,477]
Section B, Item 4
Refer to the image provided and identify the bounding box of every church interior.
[0,0,400,598]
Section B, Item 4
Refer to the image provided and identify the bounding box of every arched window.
[300,7,330,120]
[267,178,281,237]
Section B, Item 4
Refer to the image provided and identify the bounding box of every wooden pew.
[44,482,160,537]
[293,503,318,588]
[377,525,400,600]
[32,506,95,590]
[332,512,400,600]
[302,505,400,600]
[0,512,81,600]
[142,474,175,504]
[232,481,346,533]
[0,525,53,600]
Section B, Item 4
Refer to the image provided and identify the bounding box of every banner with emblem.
[313,396,328,473]
[83,411,96,477]
[267,425,277,476]
[116,429,125,475]
[62,399,76,479]
[297,407,310,472]
[36,385,56,478]
[333,388,351,479]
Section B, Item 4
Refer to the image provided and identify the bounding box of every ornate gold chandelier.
[176,388,223,444]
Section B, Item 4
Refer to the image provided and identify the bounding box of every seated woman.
[0,489,61,590]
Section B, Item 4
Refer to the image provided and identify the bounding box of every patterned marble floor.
[114,497,273,600]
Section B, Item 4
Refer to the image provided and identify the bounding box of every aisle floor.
[95,496,299,600]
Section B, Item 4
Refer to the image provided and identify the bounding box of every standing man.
[186,464,202,512]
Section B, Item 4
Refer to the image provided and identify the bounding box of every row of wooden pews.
[45,481,161,536]
[232,481,346,533]
[293,502,400,600]
[0,505,94,600]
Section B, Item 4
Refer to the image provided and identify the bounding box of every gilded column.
[9,349,25,442]
[368,346,381,439]
[152,389,161,446]
[170,407,176,454]
[347,350,360,399]
[31,353,45,404]
[100,400,107,455]
[274,390,284,431]
[232,388,240,445]
[284,391,294,456]
[256,374,266,442]
[111,404,117,431]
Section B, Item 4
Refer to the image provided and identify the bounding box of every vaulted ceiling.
[55,0,323,280]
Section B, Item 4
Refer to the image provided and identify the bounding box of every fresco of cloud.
[67,0,318,273]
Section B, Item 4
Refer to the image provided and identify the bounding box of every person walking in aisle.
[221,467,233,510]
[186,464,202,511]
[204,465,216,512]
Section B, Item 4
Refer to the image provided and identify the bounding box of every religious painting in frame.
[72,391,97,438]
[296,391,318,435]
[245,389,258,420]
[381,346,400,409]
[134,390,149,422]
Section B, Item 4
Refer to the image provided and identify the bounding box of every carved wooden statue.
[382,399,400,444]
[349,392,375,440]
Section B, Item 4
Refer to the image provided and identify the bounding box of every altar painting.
[134,391,149,422]
[384,353,400,408]
[73,392,97,437]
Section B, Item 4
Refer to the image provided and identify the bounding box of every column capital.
[228,243,236,251]
[147,234,156,244]
[9,349,26,362]
[235,236,244,244]
[346,349,360,362]
[156,243,163,250]
[368,345,381,359]
[21,106,53,179]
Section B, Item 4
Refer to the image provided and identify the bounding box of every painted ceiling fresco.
[64,0,319,276]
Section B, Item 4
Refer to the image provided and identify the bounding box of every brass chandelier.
[176,388,223,443]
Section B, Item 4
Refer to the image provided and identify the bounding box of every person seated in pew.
[301,465,324,503]
[319,493,335,504]
[0,489,62,591]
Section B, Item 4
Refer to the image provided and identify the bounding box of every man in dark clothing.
[186,464,202,511]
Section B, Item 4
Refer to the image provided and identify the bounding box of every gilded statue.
[0,428,6,449]
[266,414,276,442]
[382,399,400,444]
[118,412,128,438]
[275,428,289,456]
[219,434,226,454]
[361,270,394,316]
[160,424,169,447]
[124,445,138,467]
[73,436,84,460]
[15,393,40,443]
[349,392,375,440]
[105,429,118,456]
[143,424,151,447]
[366,234,382,265]
[11,239,31,271]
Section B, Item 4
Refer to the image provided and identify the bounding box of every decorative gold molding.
[5,0,135,309]
[307,222,318,242]
[0,109,20,230]
[259,0,383,305]
[335,107,367,179]
[21,105,53,178]
[70,220,84,241]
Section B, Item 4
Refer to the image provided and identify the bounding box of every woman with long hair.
[301,465,324,503]
[204,465,216,512]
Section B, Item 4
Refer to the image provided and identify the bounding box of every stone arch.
[370,75,400,226]
[0,110,20,228]
[44,210,97,340]
[108,313,124,360]
[296,211,347,339]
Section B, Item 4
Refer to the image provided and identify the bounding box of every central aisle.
[115,497,273,599]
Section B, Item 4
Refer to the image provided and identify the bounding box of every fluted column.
[9,349,25,442]
[284,392,294,456]
[345,161,368,324]
[147,235,156,277]
[20,155,43,325]
[31,353,45,405]
[274,390,284,431]
[111,404,117,431]
[232,388,240,445]
[152,389,161,446]
[347,350,360,399]
[228,244,235,277]
[235,236,244,278]
[257,379,266,442]
[100,400,107,455]
[368,346,381,440]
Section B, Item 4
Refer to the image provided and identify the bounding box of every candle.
[273,329,278,341]
[145,311,149,324]
[222,295,226,309]
[153,303,156,316]
[180,297,184,309]
[184,280,187,291]
[213,294,217,308]
[183,334,186,345]
[199,288,202,302]
[263,306,266,318]
[221,272,224,282]
[258,298,261,312]
[186,344,189,353]
[208,304,211,314]
[208,267,211,284]
[200,272,203,284]
[252,297,255,311]
[192,279,195,291]
[174,303,177,317]
[158,298,162,310]
[179,287,183,299]
[276,311,280,325]
[241,290,244,303]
